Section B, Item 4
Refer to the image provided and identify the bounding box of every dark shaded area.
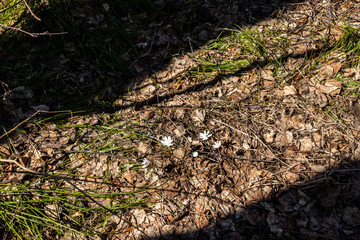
[0,0,302,130]
[8,1,360,239]
[151,163,360,239]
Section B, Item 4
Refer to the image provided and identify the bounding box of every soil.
[1,0,360,239]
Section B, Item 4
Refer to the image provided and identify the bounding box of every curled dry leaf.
[264,130,275,143]
[191,109,206,124]
[317,59,342,77]
[318,79,342,96]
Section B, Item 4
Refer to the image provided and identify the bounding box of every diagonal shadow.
[4,1,359,239]
[0,0,304,131]
[147,163,360,239]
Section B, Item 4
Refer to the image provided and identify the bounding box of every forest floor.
[1,0,360,239]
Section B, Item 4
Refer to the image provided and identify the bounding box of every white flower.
[199,130,212,141]
[160,136,174,147]
[142,158,150,168]
[213,141,221,149]
[192,151,199,157]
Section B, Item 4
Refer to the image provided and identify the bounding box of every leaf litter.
[2,0,360,239]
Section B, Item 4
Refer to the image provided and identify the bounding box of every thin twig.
[0,23,67,37]
[212,118,249,137]
[0,110,72,140]
[22,0,41,21]
[198,151,275,163]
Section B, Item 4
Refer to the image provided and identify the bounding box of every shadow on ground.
[5,1,359,239]
[0,0,302,130]
[150,162,360,239]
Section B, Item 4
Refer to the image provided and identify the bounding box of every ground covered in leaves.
[1,0,360,239]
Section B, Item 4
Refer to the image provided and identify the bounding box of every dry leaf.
[173,125,186,136]
[290,115,305,130]
[329,59,342,75]
[319,79,342,95]
[229,91,248,102]
[283,85,297,96]
[285,57,301,71]
[132,209,147,225]
[318,65,335,77]
[300,137,313,151]
[264,130,275,143]
[261,69,273,80]
[191,109,206,124]
[310,164,326,172]
[174,148,185,159]
[138,142,151,154]
[282,171,299,184]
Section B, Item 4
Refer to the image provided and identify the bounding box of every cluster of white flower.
[142,130,221,168]
[160,130,221,158]
[199,130,221,149]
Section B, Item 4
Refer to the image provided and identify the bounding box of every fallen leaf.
[329,59,342,75]
[319,79,342,95]
[310,164,326,172]
[290,115,306,130]
[229,91,248,102]
[300,137,313,151]
[282,171,299,184]
[191,109,206,124]
[283,85,297,96]
[285,57,302,71]
[138,142,151,154]
[173,148,185,159]
[264,130,275,143]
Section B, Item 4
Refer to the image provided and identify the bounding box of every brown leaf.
[353,102,360,120]
[329,59,342,75]
[122,171,137,184]
[310,164,326,172]
[299,137,313,151]
[285,57,302,71]
[173,148,185,159]
[319,79,342,95]
[289,115,305,130]
[0,145,10,155]
[229,91,248,102]
[283,85,297,96]
[191,109,206,124]
[137,142,151,154]
[264,130,275,143]
[282,171,299,184]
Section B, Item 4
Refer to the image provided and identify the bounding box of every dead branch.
[22,0,41,21]
[0,23,67,37]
